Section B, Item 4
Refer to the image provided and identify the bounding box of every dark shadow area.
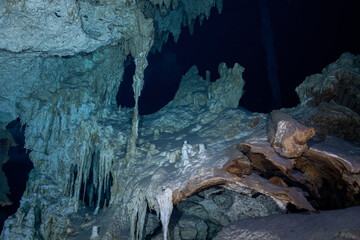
[139,49,183,115]
[116,57,136,109]
[0,119,33,233]
[268,0,360,109]
[79,150,113,209]
[117,0,360,114]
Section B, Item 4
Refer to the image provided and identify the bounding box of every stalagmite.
[182,141,190,166]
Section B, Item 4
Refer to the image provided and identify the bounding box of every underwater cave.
[1,0,360,239]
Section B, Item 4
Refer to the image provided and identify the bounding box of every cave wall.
[0,0,224,239]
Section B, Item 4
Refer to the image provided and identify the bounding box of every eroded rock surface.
[296,52,360,114]
[214,206,360,240]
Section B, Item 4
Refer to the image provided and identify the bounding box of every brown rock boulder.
[267,110,315,158]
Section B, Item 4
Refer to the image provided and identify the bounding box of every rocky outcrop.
[305,101,360,144]
[296,52,360,114]
[167,62,245,112]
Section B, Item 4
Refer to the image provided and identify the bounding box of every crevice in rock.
[78,148,113,211]
[34,203,44,240]
[144,209,161,240]
[80,150,99,208]
[1,118,33,234]
[68,164,78,198]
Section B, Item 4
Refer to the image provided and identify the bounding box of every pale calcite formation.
[156,188,173,240]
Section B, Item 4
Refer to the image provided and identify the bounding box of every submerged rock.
[296,52,360,114]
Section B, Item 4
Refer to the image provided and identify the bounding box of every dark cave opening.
[116,57,136,109]
[117,0,360,115]
[0,119,33,233]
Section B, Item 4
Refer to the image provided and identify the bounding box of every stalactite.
[156,188,173,240]
[125,52,149,162]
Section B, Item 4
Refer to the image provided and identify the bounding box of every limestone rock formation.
[296,52,360,114]
[167,62,245,113]
[0,0,151,56]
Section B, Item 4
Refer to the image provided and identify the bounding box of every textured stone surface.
[306,101,360,144]
[0,0,222,56]
[214,206,360,240]
[0,0,150,56]
[144,187,283,240]
[267,110,315,158]
[172,187,282,239]
[296,52,360,114]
